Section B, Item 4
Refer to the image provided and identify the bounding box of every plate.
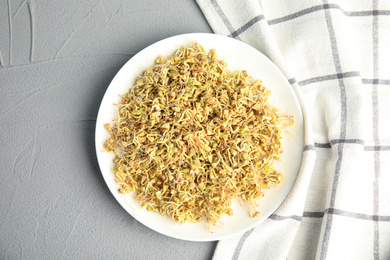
[95,33,304,241]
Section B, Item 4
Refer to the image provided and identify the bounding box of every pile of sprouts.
[104,42,294,227]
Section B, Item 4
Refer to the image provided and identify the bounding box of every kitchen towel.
[196,0,390,259]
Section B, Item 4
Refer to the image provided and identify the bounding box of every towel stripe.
[210,0,240,40]
[372,0,380,258]
[314,141,390,151]
[320,0,348,258]
[363,78,390,85]
[231,229,254,260]
[270,214,302,221]
[299,71,360,86]
[365,146,390,151]
[268,4,390,26]
[289,72,390,87]
[271,210,390,222]
[229,15,265,38]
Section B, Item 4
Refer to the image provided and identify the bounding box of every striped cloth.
[196,0,390,259]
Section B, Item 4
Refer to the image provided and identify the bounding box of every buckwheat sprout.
[104,42,294,229]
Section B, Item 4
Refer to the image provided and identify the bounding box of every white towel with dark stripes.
[196,0,390,259]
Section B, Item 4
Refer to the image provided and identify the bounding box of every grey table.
[0,1,216,259]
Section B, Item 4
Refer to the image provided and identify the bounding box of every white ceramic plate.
[95,33,304,241]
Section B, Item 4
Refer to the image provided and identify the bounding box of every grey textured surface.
[0,0,216,259]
